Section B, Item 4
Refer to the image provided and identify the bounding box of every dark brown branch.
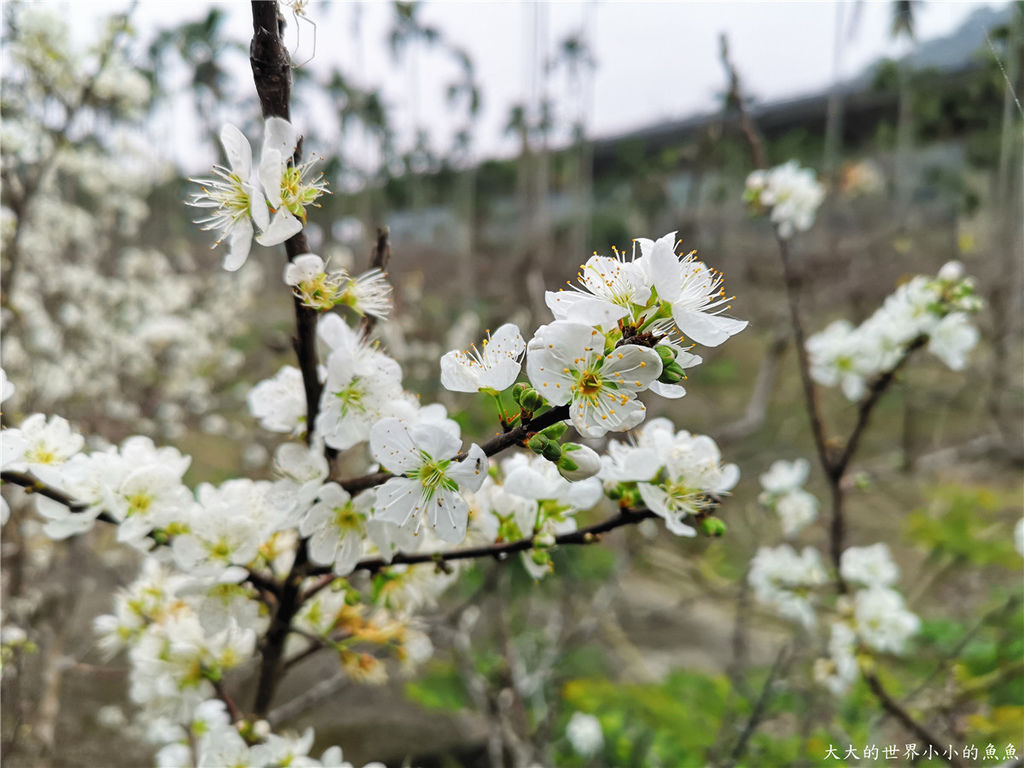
[211,677,245,726]
[248,0,318,719]
[864,672,965,768]
[775,236,833,479]
[301,505,666,600]
[726,644,792,766]
[358,227,391,338]
[719,33,767,170]
[337,404,571,493]
[833,337,925,479]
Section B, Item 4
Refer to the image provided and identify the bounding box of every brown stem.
[212,677,245,725]
[718,33,767,171]
[775,236,833,478]
[337,403,571,493]
[833,337,925,479]
[864,672,965,768]
[300,505,666,600]
[358,227,391,339]
[248,0,319,719]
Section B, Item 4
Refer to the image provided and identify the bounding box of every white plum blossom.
[189,118,326,271]
[639,231,748,346]
[566,712,604,757]
[315,314,404,450]
[745,161,826,238]
[1015,518,1024,558]
[339,268,392,319]
[188,123,269,271]
[853,587,920,654]
[927,312,978,371]
[370,418,487,543]
[806,320,872,401]
[806,265,982,400]
[526,322,661,438]
[759,458,818,537]
[545,252,651,328]
[637,429,738,537]
[557,443,602,482]
[249,365,308,435]
[1,413,84,485]
[774,490,819,537]
[759,458,810,499]
[440,323,526,393]
[749,545,828,629]
[0,368,14,402]
[285,252,346,311]
[814,621,859,697]
[300,483,376,576]
[840,543,900,588]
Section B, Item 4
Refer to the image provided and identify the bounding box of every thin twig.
[212,677,245,725]
[719,33,767,170]
[725,644,792,767]
[358,227,391,338]
[864,672,965,768]
[336,403,571,493]
[300,505,670,601]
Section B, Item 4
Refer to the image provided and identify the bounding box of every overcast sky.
[61,1,1005,168]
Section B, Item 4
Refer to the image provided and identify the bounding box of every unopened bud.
[699,517,727,537]
[540,422,568,440]
[512,382,528,404]
[534,531,555,548]
[655,344,677,365]
[659,361,685,384]
[519,388,543,412]
[527,435,547,454]
[541,442,563,463]
[937,260,964,282]
[557,443,602,481]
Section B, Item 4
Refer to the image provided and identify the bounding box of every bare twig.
[719,33,767,170]
[300,505,668,600]
[725,644,792,767]
[864,672,965,768]
[775,236,833,479]
[336,403,571,492]
[358,227,391,338]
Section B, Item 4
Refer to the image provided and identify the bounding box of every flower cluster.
[600,418,738,537]
[189,119,328,271]
[758,458,819,537]
[806,262,982,400]
[285,253,392,318]
[3,3,260,438]
[744,160,826,238]
[748,544,828,629]
[154,698,384,768]
[815,544,921,696]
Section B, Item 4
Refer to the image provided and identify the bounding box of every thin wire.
[986,32,1023,118]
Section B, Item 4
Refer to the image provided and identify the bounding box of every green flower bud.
[527,434,547,454]
[512,382,528,404]
[520,387,543,412]
[542,442,563,463]
[659,361,685,384]
[540,422,568,440]
[656,344,677,365]
[700,517,727,537]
